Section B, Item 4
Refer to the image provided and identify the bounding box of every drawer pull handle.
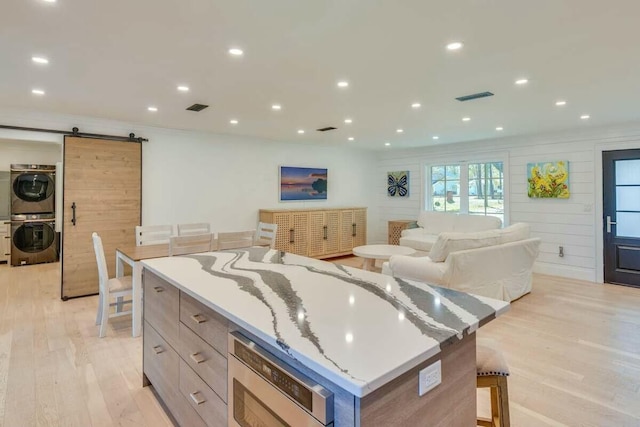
[189,391,206,405]
[153,286,164,293]
[190,352,206,364]
[152,345,164,354]
[190,314,207,324]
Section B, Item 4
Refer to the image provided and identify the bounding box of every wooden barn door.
[61,136,141,299]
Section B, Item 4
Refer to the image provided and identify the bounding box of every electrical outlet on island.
[418,360,442,396]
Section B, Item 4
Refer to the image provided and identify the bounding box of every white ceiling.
[2,0,640,150]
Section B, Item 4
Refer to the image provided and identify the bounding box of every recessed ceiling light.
[271,104,282,111]
[229,119,238,125]
[384,142,391,146]
[446,41,463,50]
[348,137,354,141]
[432,136,439,140]
[177,85,189,92]
[555,100,567,106]
[411,102,421,109]
[31,89,45,95]
[41,0,56,3]
[515,78,529,85]
[297,129,305,134]
[32,56,49,64]
[462,117,471,122]
[147,106,158,112]
[228,48,244,56]
[581,114,590,120]
[337,81,349,88]
[396,129,404,133]
[344,118,353,124]
[496,126,504,131]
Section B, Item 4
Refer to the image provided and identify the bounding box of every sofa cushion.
[417,211,457,233]
[452,215,502,232]
[498,222,530,244]
[428,229,500,262]
[399,234,438,252]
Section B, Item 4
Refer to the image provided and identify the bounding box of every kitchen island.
[141,247,509,426]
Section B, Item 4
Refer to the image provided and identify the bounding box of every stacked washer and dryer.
[10,164,59,266]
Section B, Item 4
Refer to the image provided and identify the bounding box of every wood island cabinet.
[259,207,366,259]
[143,270,227,427]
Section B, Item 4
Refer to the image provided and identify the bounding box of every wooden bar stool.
[477,339,510,427]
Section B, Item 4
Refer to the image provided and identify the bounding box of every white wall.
[0,139,62,170]
[374,122,640,282]
[0,108,378,236]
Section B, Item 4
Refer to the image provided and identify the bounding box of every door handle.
[323,225,328,240]
[289,228,294,244]
[71,202,76,226]
[352,223,356,237]
[606,216,617,234]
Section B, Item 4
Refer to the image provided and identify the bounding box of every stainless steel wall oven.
[228,332,334,427]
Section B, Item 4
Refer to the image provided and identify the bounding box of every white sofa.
[383,223,541,302]
[400,211,502,252]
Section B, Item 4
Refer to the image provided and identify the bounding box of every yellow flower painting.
[527,161,570,198]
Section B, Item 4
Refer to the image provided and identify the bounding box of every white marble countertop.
[142,247,509,397]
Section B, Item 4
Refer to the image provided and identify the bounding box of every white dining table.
[115,244,169,337]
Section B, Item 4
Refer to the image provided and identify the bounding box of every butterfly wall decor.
[388,171,409,197]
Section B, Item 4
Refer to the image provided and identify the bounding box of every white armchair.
[384,223,541,302]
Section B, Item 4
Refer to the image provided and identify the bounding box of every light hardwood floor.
[1,259,639,427]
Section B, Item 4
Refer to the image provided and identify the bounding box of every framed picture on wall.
[388,170,409,197]
[527,161,570,198]
[279,166,328,201]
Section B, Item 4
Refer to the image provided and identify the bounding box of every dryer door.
[11,173,55,213]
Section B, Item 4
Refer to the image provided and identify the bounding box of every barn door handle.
[606,216,617,234]
[71,202,77,226]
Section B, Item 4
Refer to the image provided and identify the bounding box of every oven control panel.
[234,340,313,411]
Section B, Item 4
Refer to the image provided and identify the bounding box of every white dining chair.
[177,222,211,236]
[93,232,133,338]
[218,230,256,250]
[135,224,174,246]
[169,233,214,256]
[255,222,278,248]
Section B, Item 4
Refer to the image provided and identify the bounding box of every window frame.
[423,153,510,225]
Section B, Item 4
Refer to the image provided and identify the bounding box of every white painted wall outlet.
[418,360,442,396]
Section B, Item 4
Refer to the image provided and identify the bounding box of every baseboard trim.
[533,262,596,282]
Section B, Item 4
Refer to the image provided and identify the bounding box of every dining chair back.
[255,222,278,248]
[218,230,256,250]
[169,233,214,256]
[135,224,173,246]
[177,222,211,236]
[93,232,133,338]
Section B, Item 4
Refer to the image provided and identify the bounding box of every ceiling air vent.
[455,91,494,102]
[316,127,337,132]
[186,103,209,112]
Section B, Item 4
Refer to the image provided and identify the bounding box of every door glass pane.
[616,186,640,211]
[616,159,640,185]
[13,173,54,202]
[616,212,640,238]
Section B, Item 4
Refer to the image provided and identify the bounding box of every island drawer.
[178,323,228,402]
[144,270,180,348]
[143,321,179,405]
[180,292,228,356]
[179,359,227,427]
